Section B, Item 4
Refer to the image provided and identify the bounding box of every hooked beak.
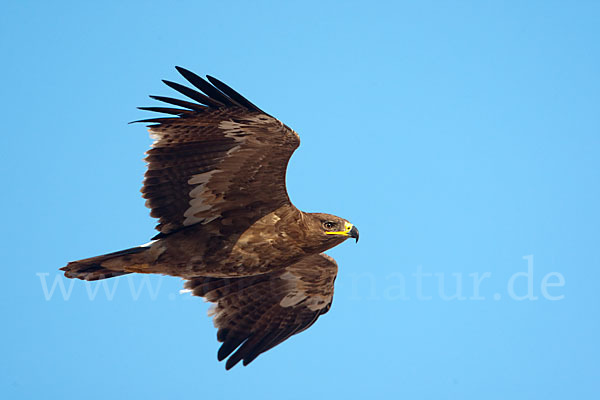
[349,225,359,243]
[325,222,359,243]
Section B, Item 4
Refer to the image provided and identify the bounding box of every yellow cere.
[325,221,354,236]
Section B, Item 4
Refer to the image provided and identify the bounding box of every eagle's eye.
[323,221,336,230]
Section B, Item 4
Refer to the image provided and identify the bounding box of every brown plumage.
[61,67,358,369]
[186,253,338,369]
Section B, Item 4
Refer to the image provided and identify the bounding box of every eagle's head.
[306,213,359,249]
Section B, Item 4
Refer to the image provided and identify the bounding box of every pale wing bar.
[135,67,300,234]
[184,253,337,369]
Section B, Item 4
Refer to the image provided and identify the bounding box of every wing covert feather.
[137,68,300,234]
[184,253,338,369]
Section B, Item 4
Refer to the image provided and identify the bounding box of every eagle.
[61,67,359,369]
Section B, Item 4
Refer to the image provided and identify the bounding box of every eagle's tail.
[60,246,150,281]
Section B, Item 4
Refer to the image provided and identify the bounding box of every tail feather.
[61,246,149,281]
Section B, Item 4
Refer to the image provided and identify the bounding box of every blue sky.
[2,1,599,399]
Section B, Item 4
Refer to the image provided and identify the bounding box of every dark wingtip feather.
[148,95,207,112]
[162,79,224,108]
[128,117,176,125]
[225,360,236,370]
[175,66,238,107]
[137,106,194,116]
[218,338,245,362]
[206,75,264,113]
[225,353,243,370]
[138,68,266,117]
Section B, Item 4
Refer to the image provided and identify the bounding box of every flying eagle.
[61,67,359,369]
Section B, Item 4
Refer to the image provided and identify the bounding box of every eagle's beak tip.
[349,226,359,243]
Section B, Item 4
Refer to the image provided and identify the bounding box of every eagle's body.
[61,67,358,369]
[77,207,347,279]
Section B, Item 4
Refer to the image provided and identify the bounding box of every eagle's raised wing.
[185,253,338,369]
[136,67,300,235]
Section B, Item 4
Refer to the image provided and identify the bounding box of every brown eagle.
[61,67,358,369]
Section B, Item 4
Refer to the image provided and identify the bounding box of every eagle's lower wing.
[185,253,338,369]
[136,67,300,234]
